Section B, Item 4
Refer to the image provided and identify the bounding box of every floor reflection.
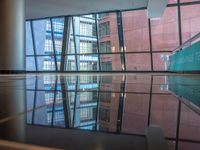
[25,74,200,149]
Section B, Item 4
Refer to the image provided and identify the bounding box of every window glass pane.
[34,91,50,125]
[68,39,75,54]
[101,75,112,84]
[179,104,200,141]
[99,22,110,37]
[45,91,54,125]
[65,55,76,71]
[122,94,149,135]
[98,94,119,132]
[26,76,36,90]
[67,22,75,54]
[99,92,111,103]
[78,54,99,71]
[33,19,53,55]
[126,75,151,93]
[26,57,36,71]
[80,40,97,54]
[26,91,35,124]
[79,17,96,37]
[181,4,200,43]
[53,92,65,127]
[153,53,170,71]
[122,10,150,52]
[37,56,56,71]
[99,41,111,53]
[26,22,34,55]
[100,77,121,92]
[66,76,77,86]
[79,91,98,103]
[67,91,75,125]
[56,55,61,70]
[41,76,56,90]
[52,18,64,55]
[126,53,151,71]
[152,76,170,94]
[151,7,179,51]
[73,16,98,54]
[74,102,97,130]
[79,75,98,85]
[100,54,121,71]
[150,95,178,138]
[31,19,58,71]
[98,13,120,53]
[99,107,110,122]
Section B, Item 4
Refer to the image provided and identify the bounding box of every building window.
[80,108,94,121]
[100,41,111,53]
[99,108,110,122]
[101,61,112,71]
[80,22,94,36]
[69,40,75,54]
[80,61,97,71]
[80,75,97,84]
[99,92,111,103]
[45,39,53,53]
[80,40,97,53]
[80,92,95,103]
[99,22,110,37]
[45,92,54,104]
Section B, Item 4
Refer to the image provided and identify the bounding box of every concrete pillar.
[0,0,25,71]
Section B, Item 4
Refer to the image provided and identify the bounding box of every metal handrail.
[172,32,200,54]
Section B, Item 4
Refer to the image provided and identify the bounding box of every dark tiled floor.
[0,73,200,150]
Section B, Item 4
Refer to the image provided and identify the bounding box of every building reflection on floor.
[24,74,200,150]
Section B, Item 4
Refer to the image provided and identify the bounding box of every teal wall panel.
[168,41,200,71]
[168,76,200,108]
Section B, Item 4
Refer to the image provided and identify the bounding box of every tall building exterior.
[26,15,99,129]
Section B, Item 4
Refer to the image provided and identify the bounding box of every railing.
[172,32,200,54]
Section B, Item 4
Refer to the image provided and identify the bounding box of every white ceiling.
[26,0,148,19]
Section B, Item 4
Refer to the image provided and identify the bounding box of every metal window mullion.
[61,77,70,128]
[116,75,126,133]
[60,17,68,71]
[30,21,38,71]
[95,14,101,71]
[26,50,175,56]
[51,76,58,127]
[72,17,79,71]
[148,19,154,71]
[147,75,153,126]
[73,76,79,127]
[32,76,38,124]
[95,78,101,130]
[50,18,58,71]
[116,11,126,71]
[175,101,181,150]
[178,0,183,46]
[180,1,200,6]
[61,17,71,71]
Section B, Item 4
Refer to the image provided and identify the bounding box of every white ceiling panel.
[26,0,148,19]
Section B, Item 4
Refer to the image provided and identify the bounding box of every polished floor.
[0,73,200,150]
